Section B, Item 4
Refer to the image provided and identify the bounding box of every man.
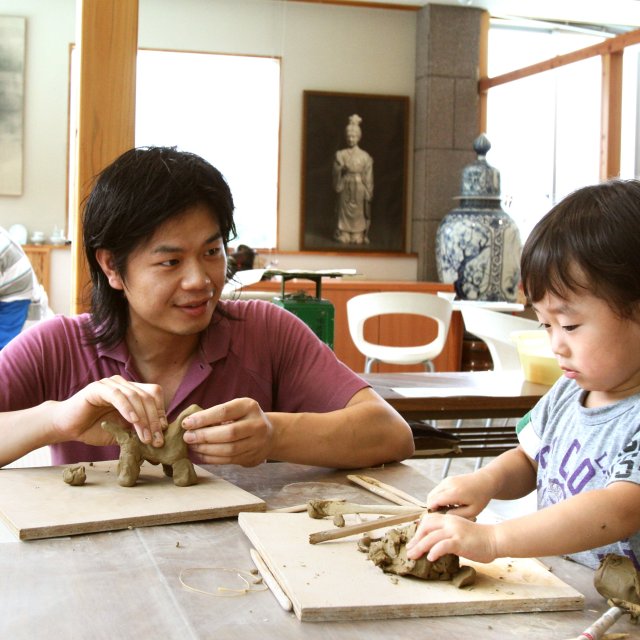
[0,147,414,469]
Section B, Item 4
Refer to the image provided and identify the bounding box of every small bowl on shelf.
[30,231,45,245]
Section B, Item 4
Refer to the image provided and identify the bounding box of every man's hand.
[181,398,274,467]
[51,375,168,447]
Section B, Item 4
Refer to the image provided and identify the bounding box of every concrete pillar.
[412,4,486,281]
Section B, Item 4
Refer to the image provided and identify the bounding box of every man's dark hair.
[521,179,640,318]
[82,146,236,347]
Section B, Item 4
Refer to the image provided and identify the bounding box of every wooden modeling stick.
[347,474,428,508]
[307,499,421,519]
[250,548,293,612]
[309,510,424,545]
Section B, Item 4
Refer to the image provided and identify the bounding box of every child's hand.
[405,512,499,563]
[427,471,496,518]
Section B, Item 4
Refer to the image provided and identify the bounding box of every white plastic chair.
[460,306,539,372]
[346,292,453,373]
[441,306,539,477]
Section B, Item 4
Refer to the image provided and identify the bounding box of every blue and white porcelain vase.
[435,134,522,302]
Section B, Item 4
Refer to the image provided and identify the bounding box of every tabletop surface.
[1,461,636,639]
[363,371,551,420]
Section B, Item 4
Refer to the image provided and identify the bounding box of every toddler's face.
[533,289,640,405]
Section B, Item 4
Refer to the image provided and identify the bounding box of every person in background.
[406,179,640,570]
[0,226,39,349]
[0,146,414,469]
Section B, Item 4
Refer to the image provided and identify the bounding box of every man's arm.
[0,376,168,467]
[268,387,415,467]
[182,387,415,468]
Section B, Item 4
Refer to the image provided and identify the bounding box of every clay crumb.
[62,465,87,486]
[333,514,345,527]
[452,565,477,589]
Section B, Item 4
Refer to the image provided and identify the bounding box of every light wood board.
[0,461,265,540]
[239,512,584,622]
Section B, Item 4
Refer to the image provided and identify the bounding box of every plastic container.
[511,330,563,385]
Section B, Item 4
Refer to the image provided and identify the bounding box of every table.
[363,371,550,421]
[1,462,636,639]
[364,371,551,458]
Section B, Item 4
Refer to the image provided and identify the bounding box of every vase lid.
[459,133,501,198]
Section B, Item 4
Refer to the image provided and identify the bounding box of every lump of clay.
[63,465,86,486]
[360,522,476,587]
[100,404,200,487]
[594,553,640,605]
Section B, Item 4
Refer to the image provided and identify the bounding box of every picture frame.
[300,90,409,253]
[0,16,26,196]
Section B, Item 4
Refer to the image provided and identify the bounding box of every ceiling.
[327,0,640,30]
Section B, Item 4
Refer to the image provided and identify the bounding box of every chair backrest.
[346,292,453,368]
[460,306,539,371]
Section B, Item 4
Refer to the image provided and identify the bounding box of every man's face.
[106,205,227,344]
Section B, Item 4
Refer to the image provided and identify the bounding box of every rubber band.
[179,567,267,598]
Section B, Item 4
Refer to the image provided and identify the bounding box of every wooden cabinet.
[23,244,52,294]
[246,279,463,373]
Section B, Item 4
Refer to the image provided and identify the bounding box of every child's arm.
[407,480,640,564]
[427,446,537,519]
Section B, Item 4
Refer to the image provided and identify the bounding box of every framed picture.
[0,16,26,196]
[301,91,409,252]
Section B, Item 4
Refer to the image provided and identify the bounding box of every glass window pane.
[620,45,640,179]
[487,25,605,241]
[135,50,280,249]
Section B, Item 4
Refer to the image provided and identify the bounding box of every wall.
[0,0,419,314]
[0,0,75,241]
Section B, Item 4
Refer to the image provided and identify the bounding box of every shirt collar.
[96,304,232,366]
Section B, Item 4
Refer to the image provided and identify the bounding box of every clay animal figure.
[359,521,476,587]
[101,404,200,487]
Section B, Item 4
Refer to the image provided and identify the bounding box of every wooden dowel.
[268,504,308,513]
[250,548,293,612]
[347,474,426,507]
[309,510,424,545]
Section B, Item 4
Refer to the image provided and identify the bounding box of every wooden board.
[239,512,584,622]
[0,461,265,540]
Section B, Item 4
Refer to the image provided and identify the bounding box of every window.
[70,49,281,249]
[135,50,280,249]
[486,25,607,240]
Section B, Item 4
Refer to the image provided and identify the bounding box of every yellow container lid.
[511,330,563,385]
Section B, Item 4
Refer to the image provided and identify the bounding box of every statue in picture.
[333,114,374,245]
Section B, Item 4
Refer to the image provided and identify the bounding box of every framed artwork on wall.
[0,16,26,196]
[300,90,409,253]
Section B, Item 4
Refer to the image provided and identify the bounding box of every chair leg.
[424,360,435,372]
[364,357,375,374]
[474,417,493,471]
[441,418,463,479]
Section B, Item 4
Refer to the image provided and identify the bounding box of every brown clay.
[100,404,200,487]
[594,553,640,605]
[360,522,476,587]
[63,465,87,486]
